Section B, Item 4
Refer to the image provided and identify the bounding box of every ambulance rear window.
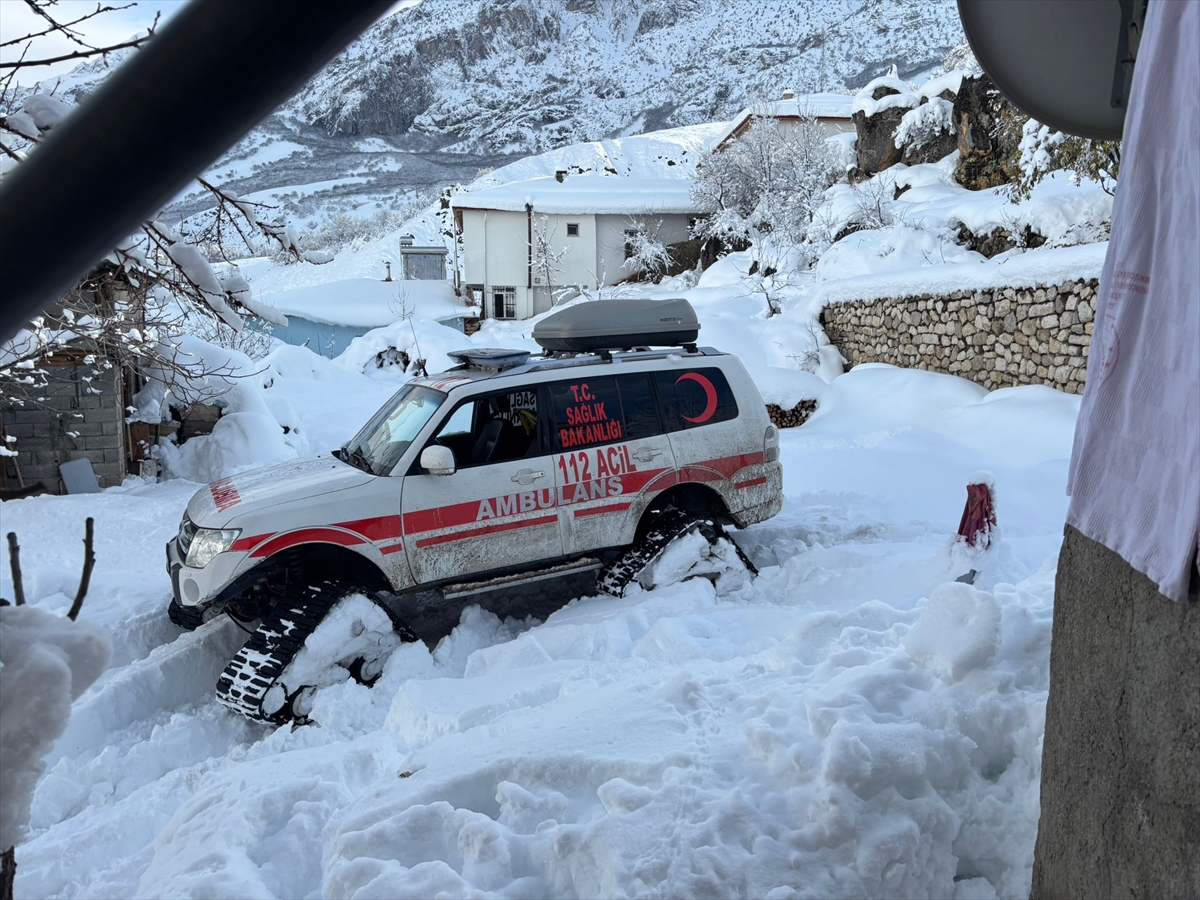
[652,367,738,431]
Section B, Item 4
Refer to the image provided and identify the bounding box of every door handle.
[511,468,545,485]
[633,447,662,462]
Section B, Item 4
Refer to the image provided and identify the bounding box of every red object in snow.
[958,480,997,547]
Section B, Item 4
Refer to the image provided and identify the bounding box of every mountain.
[295,0,965,154]
[24,0,964,226]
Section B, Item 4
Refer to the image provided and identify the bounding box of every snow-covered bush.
[621,219,672,281]
[895,98,954,151]
[1009,119,1120,199]
[299,207,416,256]
[0,606,111,856]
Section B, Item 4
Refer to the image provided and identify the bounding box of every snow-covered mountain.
[295,0,964,154]
[27,0,964,228]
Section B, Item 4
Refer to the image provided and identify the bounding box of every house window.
[491,286,516,319]
[566,223,580,237]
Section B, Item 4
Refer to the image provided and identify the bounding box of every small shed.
[712,90,856,152]
[399,234,448,281]
[0,265,168,493]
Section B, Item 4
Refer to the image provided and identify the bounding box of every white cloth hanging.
[1066,0,1200,602]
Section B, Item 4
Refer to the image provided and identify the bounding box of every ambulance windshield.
[339,385,445,476]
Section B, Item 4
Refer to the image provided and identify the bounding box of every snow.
[159,411,294,485]
[0,359,1078,899]
[919,71,965,101]
[0,606,111,852]
[813,242,1108,307]
[260,278,461,329]
[451,175,704,216]
[852,76,920,117]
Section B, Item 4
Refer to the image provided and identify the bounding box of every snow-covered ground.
[2,359,1077,899]
[2,68,1112,899]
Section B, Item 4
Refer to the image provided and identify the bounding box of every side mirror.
[420,444,456,476]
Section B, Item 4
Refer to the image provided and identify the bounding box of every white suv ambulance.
[166,299,783,722]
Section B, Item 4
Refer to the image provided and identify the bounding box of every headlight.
[185,527,242,568]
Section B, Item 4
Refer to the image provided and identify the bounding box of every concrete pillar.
[1031,525,1200,898]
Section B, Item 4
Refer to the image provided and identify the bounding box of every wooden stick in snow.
[67,517,95,621]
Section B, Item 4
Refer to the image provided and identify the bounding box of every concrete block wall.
[2,364,127,491]
[820,278,1099,394]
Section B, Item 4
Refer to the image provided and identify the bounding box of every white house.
[450,174,706,321]
[711,90,855,152]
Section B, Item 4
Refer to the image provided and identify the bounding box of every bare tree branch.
[1,2,138,50]
[0,33,154,70]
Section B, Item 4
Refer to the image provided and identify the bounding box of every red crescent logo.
[676,372,718,424]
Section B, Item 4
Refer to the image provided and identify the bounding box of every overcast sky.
[1,1,183,83]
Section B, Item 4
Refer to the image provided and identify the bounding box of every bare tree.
[0,2,331,442]
[528,213,586,307]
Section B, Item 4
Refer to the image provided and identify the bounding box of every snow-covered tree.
[691,111,838,249]
[621,219,671,282]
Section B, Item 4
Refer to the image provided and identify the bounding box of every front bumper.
[165,537,249,608]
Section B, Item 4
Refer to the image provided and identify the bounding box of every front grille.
[177,517,197,557]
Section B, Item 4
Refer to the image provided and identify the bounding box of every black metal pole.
[0,0,396,342]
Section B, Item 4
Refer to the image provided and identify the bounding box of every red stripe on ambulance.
[415,514,557,548]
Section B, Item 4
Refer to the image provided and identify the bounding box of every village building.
[711,90,855,152]
[450,174,705,321]
[398,233,448,281]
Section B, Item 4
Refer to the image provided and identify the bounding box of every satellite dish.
[957,0,1147,140]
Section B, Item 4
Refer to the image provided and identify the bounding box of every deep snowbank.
[1,365,1077,899]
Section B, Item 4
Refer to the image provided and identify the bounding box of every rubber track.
[597,510,759,598]
[597,508,699,597]
[215,586,337,724]
[168,599,205,631]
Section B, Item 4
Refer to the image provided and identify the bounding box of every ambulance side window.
[652,367,739,432]
[615,373,661,439]
[549,377,625,452]
[423,388,543,470]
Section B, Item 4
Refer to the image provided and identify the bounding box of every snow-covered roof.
[713,93,855,149]
[262,278,462,329]
[450,175,703,215]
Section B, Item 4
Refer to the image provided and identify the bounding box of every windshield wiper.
[335,445,374,474]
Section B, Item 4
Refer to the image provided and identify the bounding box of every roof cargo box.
[533,298,700,353]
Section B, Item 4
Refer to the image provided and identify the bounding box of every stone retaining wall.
[820,278,1099,393]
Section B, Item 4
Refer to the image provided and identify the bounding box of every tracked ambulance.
[166,298,783,723]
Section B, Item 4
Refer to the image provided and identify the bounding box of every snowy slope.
[2,364,1074,900]
[297,0,964,153]
[27,1,963,229]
